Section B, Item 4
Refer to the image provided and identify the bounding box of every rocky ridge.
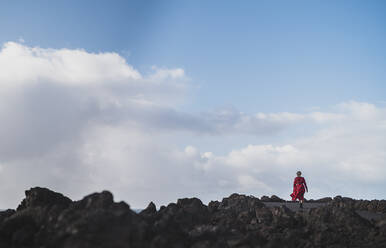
[0,187,385,248]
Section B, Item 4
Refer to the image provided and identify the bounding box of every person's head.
[296,171,302,176]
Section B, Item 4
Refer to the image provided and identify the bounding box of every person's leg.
[299,189,305,208]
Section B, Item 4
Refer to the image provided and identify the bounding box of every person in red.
[290,171,308,208]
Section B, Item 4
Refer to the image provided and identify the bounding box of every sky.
[0,0,385,209]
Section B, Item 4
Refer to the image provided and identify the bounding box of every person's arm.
[304,178,308,192]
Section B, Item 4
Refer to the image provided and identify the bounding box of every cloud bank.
[0,42,385,208]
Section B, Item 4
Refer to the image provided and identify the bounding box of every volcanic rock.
[0,187,385,247]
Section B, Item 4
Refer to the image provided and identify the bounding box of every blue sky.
[0,1,385,208]
[1,0,385,113]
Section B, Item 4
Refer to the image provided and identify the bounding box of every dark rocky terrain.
[0,187,385,248]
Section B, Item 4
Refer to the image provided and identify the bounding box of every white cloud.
[337,101,381,121]
[149,66,186,80]
[237,175,273,192]
[0,41,141,85]
[308,112,345,123]
[0,42,385,209]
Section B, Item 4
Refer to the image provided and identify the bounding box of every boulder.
[270,195,285,202]
[17,187,72,211]
[140,201,157,216]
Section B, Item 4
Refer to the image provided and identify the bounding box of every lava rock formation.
[0,187,385,248]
